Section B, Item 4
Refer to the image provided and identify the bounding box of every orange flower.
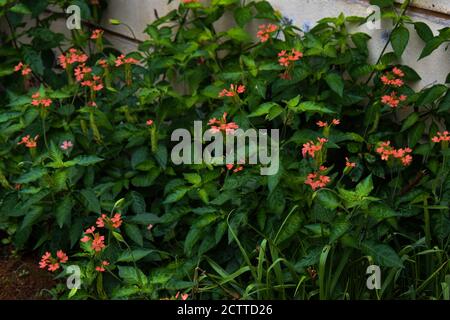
[218,84,245,98]
[381,92,407,108]
[316,119,340,128]
[90,29,104,40]
[376,141,412,166]
[302,137,328,158]
[146,119,154,126]
[257,24,278,42]
[18,135,39,148]
[380,67,405,87]
[226,164,244,173]
[345,157,356,168]
[58,48,88,69]
[208,112,239,134]
[115,54,139,67]
[31,92,52,108]
[96,213,123,229]
[278,49,303,67]
[96,260,110,272]
[305,167,331,190]
[14,62,32,76]
[39,250,68,272]
[431,131,450,143]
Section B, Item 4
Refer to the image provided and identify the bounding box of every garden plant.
[0,0,450,300]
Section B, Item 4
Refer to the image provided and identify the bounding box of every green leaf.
[419,37,445,60]
[154,145,168,169]
[14,168,47,184]
[414,22,434,42]
[184,227,202,256]
[248,102,279,117]
[117,249,154,262]
[391,26,409,58]
[290,101,335,114]
[316,190,340,210]
[401,112,419,132]
[367,203,398,220]
[163,186,190,204]
[9,3,31,14]
[124,224,143,246]
[369,0,394,8]
[66,155,104,167]
[183,173,202,185]
[416,85,447,107]
[325,73,344,97]
[329,220,351,243]
[118,266,147,286]
[362,242,403,268]
[226,27,251,42]
[234,7,253,27]
[55,196,74,228]
[80,189,101,213]
[129,213,161,225]
[408,122,425,147]
[356,175,373,197]
[130,191,146,214]
[20,207,43,230]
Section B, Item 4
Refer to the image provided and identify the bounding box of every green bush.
[1,0,450,300]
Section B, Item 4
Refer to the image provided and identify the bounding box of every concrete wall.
[99,0,450,89]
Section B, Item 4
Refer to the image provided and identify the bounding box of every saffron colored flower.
[97,59,108,68]
[96,260,110,272]
[31,92,52,108]
[18,135,39,148]
[218,84,245,98]
[316,119,340,128]
[278,48,303,67]
[115,54,139,67]
[146,119,154,126]
[376,141,413,166]
[302,137,328,158]
[175,292,189,300]
[305,167,331,191]
[58,48,88,69]
[60,140,73,150]
[226,164,244,173]
[257,24,278,42]
[380,67,405,87]
[90,29,104,40]
[97,213,123,229]
[39,250,68,272]
[381,92,407,108]
[345,157,356,168]
[14,62,32,76]
[91,233,106,252]
[208,112,239,134]
[431,131,450,143]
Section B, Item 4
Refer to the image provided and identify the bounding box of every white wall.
[99,0,450,89]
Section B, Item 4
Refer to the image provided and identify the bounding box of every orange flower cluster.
[302,137,328,158]
[14,62,32,76]
[316,119,340,128]
[278,49,303,67]
[345,157,356,168]
[381,67,405,87]
[39,250,68,272]
[96,213,123,229]
[305,166,331,190]
[431,131,450,143]
[90,29,104,40]
[208,112,239,135]
[376,141,412,166]
[257,24,278,43]
[219,84,245,98]
[18,135,39,148]
[81,226,106,252]
[381,91,407,108]
[31,92,52,108]
[96,260,110,272]
[226,163,244,173]
[115,54,139,67]
[58,48,88,69]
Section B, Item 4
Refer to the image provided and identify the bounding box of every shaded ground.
[0,245,56,300]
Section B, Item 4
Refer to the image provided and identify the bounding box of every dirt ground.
[0,245,56,300]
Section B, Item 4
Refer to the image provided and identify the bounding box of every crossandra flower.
[146,119,154,126]
[226,163,244,173]
[81,226,106,252]
[305,166,331,190]
[380,67,405,88]
[18,135,39,148]
[376,141,412,166]
[345,157,356,168]
[431,131,450,143]
[208,112,239,134]
[96,213,123,229]
[58,48,88,69]
[31,92,52,108]
[381,92,407,108]
[302,137,328,158]
[316,119,340,128]
[115,54,139,67]
[60,140,73,150]
[91,29,104,40]
[218,84,245,98]
[96,260,110,272]
[278,48,303,67]
[257,24,278,43]
[14,62,32,76]
[39,250,68,272]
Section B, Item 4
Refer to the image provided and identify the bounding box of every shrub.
[1,0,450,300]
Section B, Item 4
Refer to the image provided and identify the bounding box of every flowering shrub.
[1,0,450,300]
